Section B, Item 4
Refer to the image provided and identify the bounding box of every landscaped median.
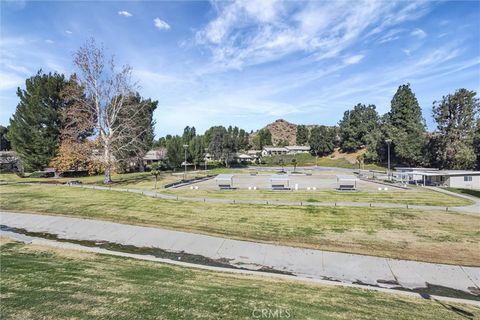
[1,184,479,266]
[1,238,478,320]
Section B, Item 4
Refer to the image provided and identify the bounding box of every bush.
[29,171,55,178]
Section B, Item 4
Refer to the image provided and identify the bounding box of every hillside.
[250,119,318,146]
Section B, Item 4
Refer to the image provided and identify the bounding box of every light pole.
[385,139,392,180]
[204,148,208,173]
[183,144,188,181]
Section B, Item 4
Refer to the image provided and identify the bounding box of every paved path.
[23,182,479,215]
[1,211,479,297]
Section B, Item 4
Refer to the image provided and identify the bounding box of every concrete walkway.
[1,211,479,298]
[24,182,480,215]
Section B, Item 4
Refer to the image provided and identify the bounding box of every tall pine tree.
[8,71,68,171]
[432,89,479,169]
[384,84,426,166]
[296,125,309,145]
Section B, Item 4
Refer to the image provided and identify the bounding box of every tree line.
[3,40,479,181]
[290,84,480,170]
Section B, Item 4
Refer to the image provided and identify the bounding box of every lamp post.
[385,139,392,180]
[204,148,208,173]
[183,144,188,181]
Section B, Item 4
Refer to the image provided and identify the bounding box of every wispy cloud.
[343,54,365,65]
[44,39,54,44]
[411,28,427,39]
[154,17,170,30]
[196,1,432,71]
[65,30,73,34]
[118,10,132,17]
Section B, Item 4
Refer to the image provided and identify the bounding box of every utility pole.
[183,144,188,180]
[386,139,392,180]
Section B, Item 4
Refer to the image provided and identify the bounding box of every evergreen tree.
[432,89,479,169]
[182,126,196,144]
[0,126,11,151]
[384,84,426,166]
[189,136,205,170]
[473,119,480,170]
[254,128,272,149]
[296,125,309,145]
[8,71,68,171]
[166,136,184,170]
[309,126,335,156]
[111,93,158,170]
[338,103,379,152]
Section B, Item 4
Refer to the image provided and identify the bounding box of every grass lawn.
[253,152,385,170]
[445,187,480,199]
[1,184,479,266]
[2,173,471,206]
[1,239,478,320]
[161,188,472,206]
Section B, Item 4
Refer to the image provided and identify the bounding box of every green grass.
[1,184,479,266]
[445,187,480,199]
[2,172,471,207]
[161,187,472,206]
[254,153,384,170]
[1,240,478,320]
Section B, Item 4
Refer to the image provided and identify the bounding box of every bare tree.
[65,39,151,183]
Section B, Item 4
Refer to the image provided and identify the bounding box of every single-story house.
[143,148,167,165]
[285,145,310,154]
[236,153,254,163]
[404,170,480,189]
[262,147,288,156]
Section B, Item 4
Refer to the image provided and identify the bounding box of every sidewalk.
[1,211,479,297]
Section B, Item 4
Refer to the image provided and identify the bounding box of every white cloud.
[118,10,132,17]
[44,39,54,44]
[195,1,433,71]
[154,17,170,30]
[411,28,427,39]
[403,49,411,56]
[65,30,73,34]
[343,54,365,65]
[0,72,24,90]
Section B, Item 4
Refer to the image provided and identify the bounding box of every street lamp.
[385,139,392,180]
[183,144,188,181]
[204,148,208,173]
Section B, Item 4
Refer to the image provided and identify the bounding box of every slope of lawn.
[1,184,479,266]
[1,239,478,320]
[445,187,480,199]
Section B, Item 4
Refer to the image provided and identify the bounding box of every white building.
[285,145,310,154]
[401,170,480,189]
[262,147,288,156]
[261,145,310,156]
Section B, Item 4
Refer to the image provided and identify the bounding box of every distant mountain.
[250,119,318,147]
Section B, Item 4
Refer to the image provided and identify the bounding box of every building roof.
[395,167,439,172]
[246,150,261,155]
[237,154,252,159]
[285,145,310,151]
[336,175,359,181]
[271,174,289,181]
[143,148,167,161]
[216,174,234,181]
[263,147,288,152]
[408,170,480,177]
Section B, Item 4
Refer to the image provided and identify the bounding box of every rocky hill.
[250,119,317,147]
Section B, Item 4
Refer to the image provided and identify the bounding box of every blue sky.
[1,0,479,137]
